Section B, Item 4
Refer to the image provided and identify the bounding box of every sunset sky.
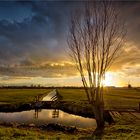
[0,1,140,87]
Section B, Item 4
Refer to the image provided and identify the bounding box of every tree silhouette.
[67,1,126,130]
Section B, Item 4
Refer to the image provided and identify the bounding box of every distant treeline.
[0,86,139,90]
[0,86,85,89]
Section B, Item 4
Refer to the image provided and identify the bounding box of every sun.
[101,72,123,87]
[104,72,114,86]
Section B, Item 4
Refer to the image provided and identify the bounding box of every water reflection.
[34,109,59,119]
[0,109,96,128]
[52,109,59,118]
[34,109,42,119]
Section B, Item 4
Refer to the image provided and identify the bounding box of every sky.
[0,1,140,87]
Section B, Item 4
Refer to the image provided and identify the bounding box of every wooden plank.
[106,109,139,113]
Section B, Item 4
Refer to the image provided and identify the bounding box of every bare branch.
[67,1,126,106]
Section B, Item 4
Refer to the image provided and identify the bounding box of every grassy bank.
[0,125,93,140]
[0,115,140,140]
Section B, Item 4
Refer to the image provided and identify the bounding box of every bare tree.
[67,1,126,130]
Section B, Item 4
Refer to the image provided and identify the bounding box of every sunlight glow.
[104,72,114,86]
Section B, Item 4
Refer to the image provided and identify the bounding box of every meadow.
[0,87,140,110]
[58,88,140,110]
[0,88,52,104]
[0,87,140,139]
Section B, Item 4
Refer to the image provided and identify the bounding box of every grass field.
[0,89,52,104]
[0,88,140,110]
[58,88,140,110]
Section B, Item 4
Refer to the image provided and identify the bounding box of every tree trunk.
[94,102,105,130]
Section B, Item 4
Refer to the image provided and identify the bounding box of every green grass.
[0,89,52,104]
[58,88,140,110]
[0,88,140,110]
[0,126,47,140]
[0,124,139,140]
[0,126,91,140]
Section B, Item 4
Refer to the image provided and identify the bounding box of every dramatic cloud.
[0,61,77,78]
[0,1,139,86]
